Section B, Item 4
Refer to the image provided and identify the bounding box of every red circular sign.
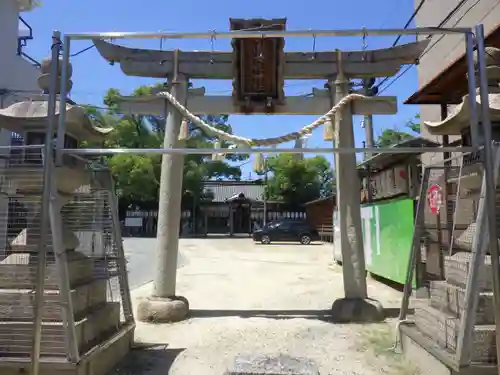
[427,184,443,215]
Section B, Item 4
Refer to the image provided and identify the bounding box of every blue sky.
[21,0,421,178]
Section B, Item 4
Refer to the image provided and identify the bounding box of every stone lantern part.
[38,56,74,94]
[424,47,500,136]
[0,51,132,367]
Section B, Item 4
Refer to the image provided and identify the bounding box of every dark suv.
[252,219,320,245]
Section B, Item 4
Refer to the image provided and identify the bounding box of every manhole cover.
[225,354,320,375]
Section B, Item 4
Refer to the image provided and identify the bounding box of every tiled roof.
[203,183,265,202]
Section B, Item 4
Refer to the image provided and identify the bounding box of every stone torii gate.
[92,19,429,323]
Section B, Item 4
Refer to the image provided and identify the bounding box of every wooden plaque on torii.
[230,18,286,113]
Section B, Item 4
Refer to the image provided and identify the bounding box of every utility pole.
[263,161,268,226]
[362,78,376,160]
[262,143,279,227]
[361,31,376,160]
[136,50,190,323]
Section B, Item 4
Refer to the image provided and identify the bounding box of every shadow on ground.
[189,307,411,322]
[109,345,185,375]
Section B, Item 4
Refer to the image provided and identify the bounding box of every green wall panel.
[361,197,415,285]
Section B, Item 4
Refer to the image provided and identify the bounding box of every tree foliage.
[85,84,246,209]
[264,154,334,208]
[375,114,421,147]
[85,83,336,210]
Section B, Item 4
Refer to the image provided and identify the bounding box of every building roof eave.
[356,137,440,171]
[405,24,500,105]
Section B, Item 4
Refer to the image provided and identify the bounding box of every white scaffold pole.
[65,27,471,41]
[62,147,476,156]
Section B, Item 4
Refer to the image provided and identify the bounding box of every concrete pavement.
[115,238,414,375]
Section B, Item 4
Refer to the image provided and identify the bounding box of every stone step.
[415,303,496,363]
[444,252,495,291]
[5,165,92,196]
[0,301,121,357]
[0,279,107,321]
[430,281,495,324]
[0,252,93,289]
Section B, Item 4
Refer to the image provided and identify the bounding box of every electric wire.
[377,0,480,94]
[68,23,285,59]
[5,15,483,145]
[71,44,95,57]
[392,0,427,47]
[375,0,427,90]
[377,0,405,29]
[378,65,414,94]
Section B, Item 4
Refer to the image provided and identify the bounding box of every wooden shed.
[303,195,336,242]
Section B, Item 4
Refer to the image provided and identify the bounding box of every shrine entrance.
[227,193,252,235]
[5,20,495,375]
[58,23,474,318]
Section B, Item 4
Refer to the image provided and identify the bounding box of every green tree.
[375,114,421,147]
[264,154,334,208]
[181,114,245,208]
[84,85,246,210]
[406,113,421,134]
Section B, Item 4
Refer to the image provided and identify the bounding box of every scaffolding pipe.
[475,23,500,372]
[455,27,487,367]
[60,146,476,155]
[64,27,472,41]
[45,32,80,364]
[50,23,491,369]
[55,35,71,165]
[455,24,500,369]
[465,31,480,147]
[30,30,61,375]
[399,168,431,321]
[455,163,490,367]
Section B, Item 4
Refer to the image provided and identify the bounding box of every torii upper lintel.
[92,39,430,80]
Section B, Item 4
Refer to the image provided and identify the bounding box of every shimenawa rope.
[157,91,374,147]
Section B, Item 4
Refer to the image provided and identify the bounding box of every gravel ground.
[116,238,417,375]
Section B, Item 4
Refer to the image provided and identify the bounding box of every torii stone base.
[331,298,385,323]
[136,296,190,323]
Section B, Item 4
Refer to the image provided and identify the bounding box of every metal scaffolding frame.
[397,25,500,372]
[64,27,470,40]
[34,24,497,373]
[62,146,475,155]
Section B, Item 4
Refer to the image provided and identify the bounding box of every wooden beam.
[115,95,397,115]
[93,39,429,79]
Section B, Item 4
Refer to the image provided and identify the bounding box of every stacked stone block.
[0,248,121,357]
[414,253,497,364]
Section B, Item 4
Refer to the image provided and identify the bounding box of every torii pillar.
[328,51,385,322]
[329,69,384,322]
[136,71,190,323]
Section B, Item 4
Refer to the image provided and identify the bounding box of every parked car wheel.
[300,234,312,245]
[261,235,271,244]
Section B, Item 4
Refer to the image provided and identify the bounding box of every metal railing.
[17,16,40,68]
[399,144,500,369]
[0,144,132,365]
